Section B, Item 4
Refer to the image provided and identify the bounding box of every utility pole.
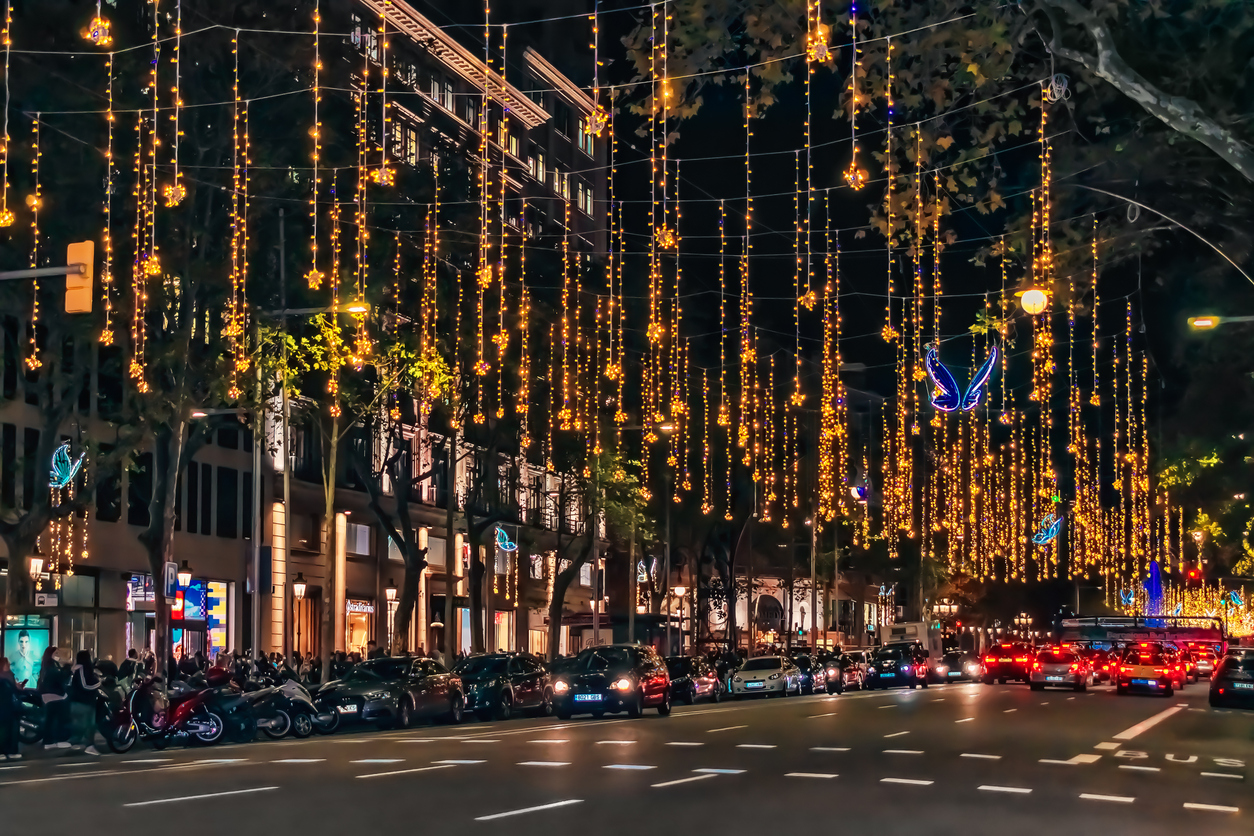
[664,470,672,655]
[279,209,293,659]
[809,517,817,650]
[591,465,600,646]
[627,522,636,643]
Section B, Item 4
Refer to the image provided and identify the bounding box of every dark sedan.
[981,642,1033,684]
[551,645,672,719]
[792,654,834,695]
[867,644,929,690]
[1209,652,1254,709]
[455,653,554,721]
[939,651,982,682]
[666,656,724,704]
[314,657,464,729]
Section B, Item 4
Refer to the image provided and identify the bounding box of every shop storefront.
[126,573,234,660]
[345,598,375,655]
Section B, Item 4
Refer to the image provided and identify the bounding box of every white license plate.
[1233,682,1254,690]
[948,671,960,677]
[1046,676,1064,681]
[745,681,764,689]
[573,693,603,702]
[336,704,358,714]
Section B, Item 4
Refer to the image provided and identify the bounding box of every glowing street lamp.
[292,572,307,600]
[177,560,193,588]
[1020,287,1049,315]
[28,556,44,580]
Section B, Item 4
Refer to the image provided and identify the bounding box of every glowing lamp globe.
[1021,288,1049,315]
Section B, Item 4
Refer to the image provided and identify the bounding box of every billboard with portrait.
[4,615,52,689]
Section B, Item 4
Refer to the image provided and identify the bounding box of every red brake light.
[1032,662,1042,671]
[1014,657,1027,663]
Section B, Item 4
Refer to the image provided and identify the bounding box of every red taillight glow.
[1032,662,1042,671]
[1120,666,1132,673]
[1014,657,1027,663]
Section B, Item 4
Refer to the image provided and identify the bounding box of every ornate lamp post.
[385,579,398,653]
[292,572,307,657]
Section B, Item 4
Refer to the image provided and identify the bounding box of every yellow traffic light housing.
[64,240,94,313]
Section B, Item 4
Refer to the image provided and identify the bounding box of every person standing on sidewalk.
[68,650,101,755]
[36,647,70,750]
[0,657,21,760]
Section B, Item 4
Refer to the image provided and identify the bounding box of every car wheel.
[657,693,672,716]
[494,692,513,722]
[313,711,340,735]
[291,712,313,739]
[445,694,464,725]
[396,698,413,730]
[627,691,644,719]
[1074,681,1086,693]
[556,708,573,721]
[711,684,722,704]
[684,685,696,706]
[1162,685,1174,698]
[263,709,293,740]
[538,688,555,717]
[921,677,929,689]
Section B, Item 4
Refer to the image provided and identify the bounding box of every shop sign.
[34,592,58,607]
[346,599,375,614]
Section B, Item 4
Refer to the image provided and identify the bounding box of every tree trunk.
[139,422,186,680]
[393,559,419,654]
[467,534,486,653]
[442,428,459,662]
[547,566,576,661]
[319,412,339,683]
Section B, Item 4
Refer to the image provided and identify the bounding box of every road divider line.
[357,764,456,779]
[956,718,975,723]
[878,705,897,710]
[475,799,583,821]
[961,753,1001,760]
[666,742,704,747]
[124,786,278,807]
[807,713,839,718]
[694,768,746,774]
[1112,705,1186,740]
[979,785,1031,794]
[653,774,715,788]
[1040,754,1102,766]
[736,744,776,749]
[1003,709,1017,713]
[433,759,487,765]
[881,777,933,786]
[786,773,837,779]
[272,759,325,764]
[1201,772,1243,780]
[1119,765,1160,773]
[884,731,910,738]
[884,750,924,755]
[597,740,636,745]
[810,747,850,752]
[529,740,569,744]
[706,725,747,733]
[1080,793,1134,803]
[603,764,656,770]
[518,762,570,767]
[1183,803,1239,813]
[351,759,403,764]
[1093,742,1119,750]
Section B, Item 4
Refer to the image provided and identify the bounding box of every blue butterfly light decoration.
[925,344,999,412]
[1171,604,1183,616]
[494,526,518,552]
[1119,590,1135,608]
[1031,512,1063,545]
[49,441,85,489]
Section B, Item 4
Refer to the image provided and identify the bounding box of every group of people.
[0,647,106,760]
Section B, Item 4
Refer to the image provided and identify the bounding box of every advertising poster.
[4,616,52,689]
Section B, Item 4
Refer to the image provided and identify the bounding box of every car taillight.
[1102,665,1109,670]
[1069,663,1081,673]
[984,656,995,664]
[1032,662,1042,671]
[1153,668,1165,675]
[1014,657,1027,663]
[1120,666,1132,673]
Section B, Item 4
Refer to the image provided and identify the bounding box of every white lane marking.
[1119,765,1160,772]
[707,725,747,733]
[124,759,173,764]
[433,759,487,765]
[961,753,1001,760]
[350,759,403,764]
[807,712,839,718]
[694,768,746,774]
[1040,702,1049,705]
[884,731,910,738]
[597,740,636,745]
[810,747,850,752]
[1183,803,1239,813]
[653,774,715,788]
[1080,793,1134,803]
[787,772,838,779]
[518,761,570,767]
[58,763,100,768]
[884,750,924,755]
[192,758,246,764]
[1112,705,1186,740]
[931,699,945,702]
[736,744,776,749]
[1094,742,1119,750]
[272,759,325,764]
[881,778,933,786]
[462,739,499,744]
[124,787,278,807]
[529,740,569,744]
[603,764,656,770]
[357,764,456,779]
[955,718,975,723]
[1067,697,1075,700]
[1201,772,1243,780]
[666,742,704,747]
[979,785,1032,794]
[475,799,583,821]
[1040,754,1101,766]
[1003,709,1017,714]
[878,705,897,710]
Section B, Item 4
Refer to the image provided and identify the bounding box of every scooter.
[105,668,252,753]
[243,665,337,738]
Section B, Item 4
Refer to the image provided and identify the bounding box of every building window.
[346,521,372,557]
[391,121,419,166]
[216,466,238,539]
[431,76,454,111]
[579,561,592,587]
[508,130,519,160]
[291,514,319,552]
[534,150,546,182]
[576,181,594,216]
[555,101,572,137]
[398,60,419,89]
[577,117,595,156]
[555,168,569,200]
[463,94,479,127]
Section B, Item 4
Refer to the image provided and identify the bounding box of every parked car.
[454,652,554,721]
[823,653,866,692]
[314,657,464,728]
[730,655,802,698]
[666,656,724,704]
[981,642,1033,684]
[550,645,671,719]
[792,655,830,695]
[1029,647,1092,691]
[1210,651,1254,709]
[939,651,982,682]
[867,644,929,690]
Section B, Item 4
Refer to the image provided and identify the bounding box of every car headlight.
[827,668,839,677]
[553,680,569,693]
[935,665,948,674]
[364,690,388,701]
[614,678,633,691]
[768,673,781,680]
[901,665,912,675]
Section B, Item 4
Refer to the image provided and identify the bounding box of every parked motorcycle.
[105,667,254,753]
[17,667,126,745]
[243,663,337,738]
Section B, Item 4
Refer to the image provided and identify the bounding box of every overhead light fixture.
[385,579,397,602]
[292,572,307,600]
[177,560,193,588]
[1020,287,1049,315]
[1188,316,1219,330]
[28,556,44,580]
[345,301,370,314]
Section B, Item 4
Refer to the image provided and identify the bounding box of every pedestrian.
[68,650,101,755]
[0,657,21,761]
[367,641,383,659]
[36,647,70,750]
[118,649,139,688]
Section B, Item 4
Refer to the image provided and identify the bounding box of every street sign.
[163,561,178,598]
[35,592,58,607]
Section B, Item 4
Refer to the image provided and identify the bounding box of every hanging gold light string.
[881,36,897,342]
[306,0,323,289]
[843,2,866,190]
[352,38,371,374]
[371,0,394,187]
[227,32,243,400]
[494,23,510,423]
[0,0,15,228]
[560,196,572,431]
[163,0,185,207]
[100,52,115,344]
[738,70,755,463]
[702,367,713,515]
[143,0,160,281]
[517,199,531,450]
[24,114,40,370]
[128,112,146,389]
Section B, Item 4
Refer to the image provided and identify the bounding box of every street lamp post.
[385,579,398,652]
[672,585,688,653]
[292,572,306,658]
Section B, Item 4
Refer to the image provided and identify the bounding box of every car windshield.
[455,656,509,676]
[666,658,693,676]
[1038,651,1075,664]
[741,657,782,672]
[1123,648,1166,665]
[553,647,636,675]
[874,648,904,660]
[987,646,1011,655]
[1221,656,1254,673]
[344,659,410,682]
[943,653,964,664]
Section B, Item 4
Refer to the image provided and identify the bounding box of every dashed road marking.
[955,718,975,723]
[597,740,636,745]
[1094,742,1119,750]
[961,753,1001,760]
[666,742,704,747]
[433,759,486,765]
[1040,754,1101,766]
[810,747,850,752]
[529,740,569,744]
[878,705,897,710]
[979,785,1031,794]
[807,712,839,718]
[653,774,715,788]
[603,764,656,771]
[736,744,776,750]
[1113,705,1186,741]
[694,768,746,774]
[272,759,325,764]
[884,731,910,738]
[518,761,570,767]
[706,725,747,733]
[123,786,278,807]
[350,759,403,764]
[1119,765,1160,773]
[1183,803,1239,813]
[1080,793,1134,803]
[1201,772,1243,780]
[787,772,838,779]
[1003,709,1017,713]
[475,799,583,821]
[462,739,499,744]
[883,750,923,755]
[357,764,457,779]
[881,777,933,786]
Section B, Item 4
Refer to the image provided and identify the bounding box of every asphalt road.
[3,678,1250,836]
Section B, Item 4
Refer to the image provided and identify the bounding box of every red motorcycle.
[106,668,240,753]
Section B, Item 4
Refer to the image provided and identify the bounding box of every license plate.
[1233,682,1254,690]
[1131,678,1155,686]
[1046,676,1064,681]
[745,681,764,689]
[998,658,1011,663]
[573,693,603,702]
[948,671,960,677]
[335,704,358,714]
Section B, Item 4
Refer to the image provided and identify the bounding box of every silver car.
[731,656,802,698]
[1028,647,1092,692]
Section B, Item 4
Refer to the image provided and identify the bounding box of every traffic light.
[64,240,94,313]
